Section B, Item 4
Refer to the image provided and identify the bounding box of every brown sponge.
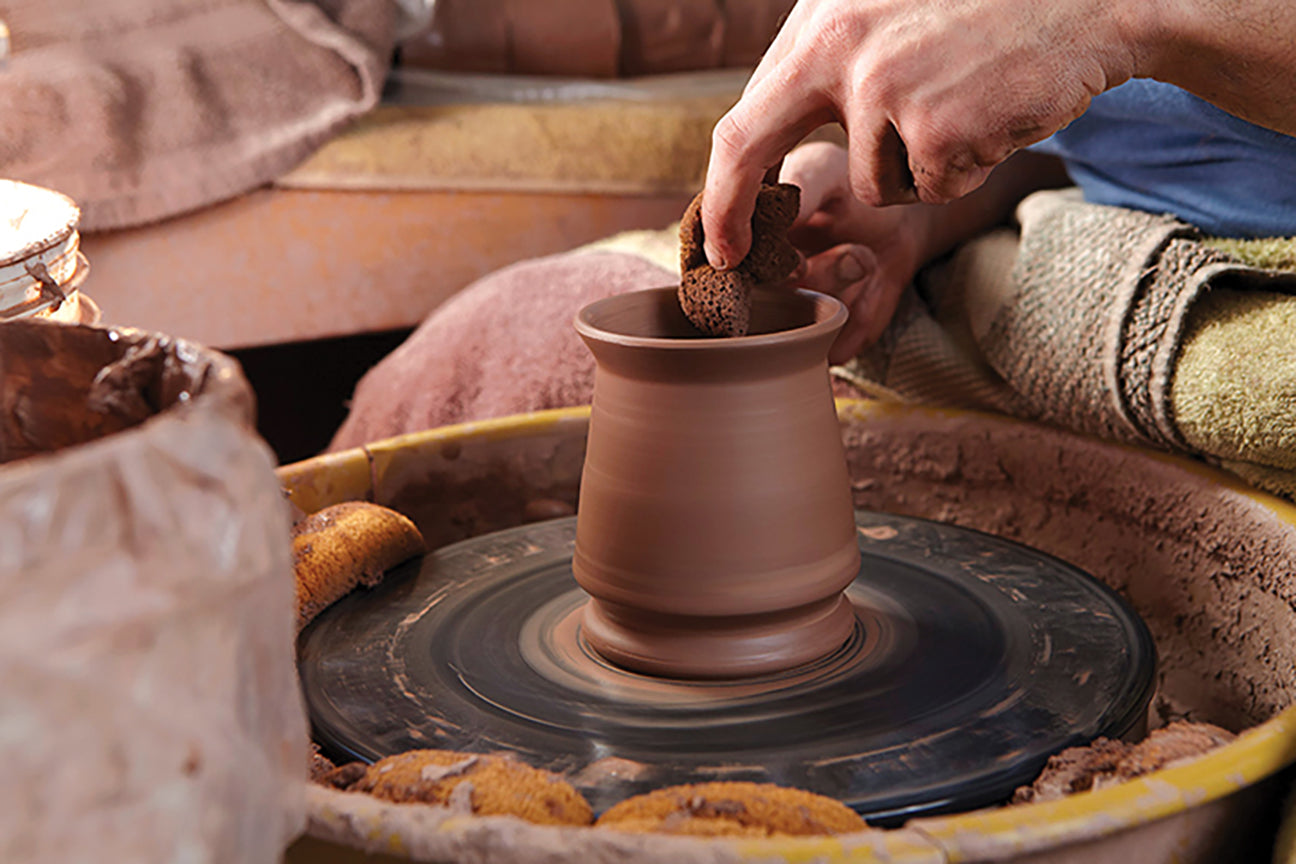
[292,501,426,630]
[334,749,594,827]
[595,781,866,837]
[678,183,801,336]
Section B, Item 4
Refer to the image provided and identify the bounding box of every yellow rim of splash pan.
[278,401,1296,863]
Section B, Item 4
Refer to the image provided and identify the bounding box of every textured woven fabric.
[983,191,1193,445]
[985,191,1296,451]
[836,190,1296,499]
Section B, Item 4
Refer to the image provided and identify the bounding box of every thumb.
[797,243,878,300]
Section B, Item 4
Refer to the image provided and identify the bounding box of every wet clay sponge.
[331,749,594,826]
[595,781,866,837]
[678,183,801,336]
[292,501,425,630]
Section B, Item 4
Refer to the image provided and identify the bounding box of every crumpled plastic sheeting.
[0,320,307,864]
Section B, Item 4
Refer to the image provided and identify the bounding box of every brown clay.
[572,287,859,677]
[1012,721,1235,803]
[678,183,800,336]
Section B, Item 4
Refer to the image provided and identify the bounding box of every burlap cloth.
[0,0,396,230]
[836,188,1296,500]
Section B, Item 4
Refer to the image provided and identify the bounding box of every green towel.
[1174,241,1296,499]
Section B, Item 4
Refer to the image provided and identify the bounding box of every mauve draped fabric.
[329,250,674,451]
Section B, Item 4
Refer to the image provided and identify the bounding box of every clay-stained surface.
[840,403,1296,731]
[293,401,1296,730]
[1012,721,1235,803]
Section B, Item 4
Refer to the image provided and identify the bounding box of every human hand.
[701,0,1141,270]
[779,142,929,363]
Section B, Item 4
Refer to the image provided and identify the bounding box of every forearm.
[910,150,1071,265]
[1131,0,1296,137]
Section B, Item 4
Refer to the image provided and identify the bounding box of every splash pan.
[299,510,1154,823]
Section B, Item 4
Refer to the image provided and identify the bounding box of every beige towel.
[839,189,1296,500]
[0,0,395,230]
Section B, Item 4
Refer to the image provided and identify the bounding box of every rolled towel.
[836,188,1296,499]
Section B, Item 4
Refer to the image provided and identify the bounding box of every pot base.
[298,512,1155,823]
[581,594,856,678]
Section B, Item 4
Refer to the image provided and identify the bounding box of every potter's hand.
[781,143,926,365]
[701,0,1142,270]
[780,142,1071,364]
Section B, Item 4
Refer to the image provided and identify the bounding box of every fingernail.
[705,242,728,271]
[835,251,866,284]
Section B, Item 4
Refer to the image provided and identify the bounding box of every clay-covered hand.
[701,0,1141,270]
[780,142,930,364]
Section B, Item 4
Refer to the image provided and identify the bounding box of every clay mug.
[572,287,860,678]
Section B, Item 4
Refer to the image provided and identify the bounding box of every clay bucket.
[570,287,860,677]
[0,320,303,862]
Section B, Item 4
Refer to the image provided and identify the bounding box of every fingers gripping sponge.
[678,183,801,336]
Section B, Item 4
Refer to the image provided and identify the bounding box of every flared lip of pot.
[574,286,847,350]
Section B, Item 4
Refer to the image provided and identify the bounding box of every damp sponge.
[596,781,866,837]
[324,749,594,827]
[292,501,425,630]
[678,183,801,336]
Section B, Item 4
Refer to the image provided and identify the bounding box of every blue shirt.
[1030,79,1296,238]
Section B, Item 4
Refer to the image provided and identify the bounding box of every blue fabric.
[1030,79,1296,238]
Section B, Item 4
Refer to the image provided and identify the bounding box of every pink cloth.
[329,250,674,451]
[0,0,394,230]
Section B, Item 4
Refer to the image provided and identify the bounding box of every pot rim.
[574,286,847,351]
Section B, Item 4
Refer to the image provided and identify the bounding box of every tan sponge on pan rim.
[319,749,594,827]
[292,501,426,630]
[595,781,866,837]
[678,183,801,336]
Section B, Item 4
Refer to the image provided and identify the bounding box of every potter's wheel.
[299,511,1155,824]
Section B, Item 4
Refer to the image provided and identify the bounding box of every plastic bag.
[0,320,306,863]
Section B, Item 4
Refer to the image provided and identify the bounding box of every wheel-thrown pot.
[571,287,860,677]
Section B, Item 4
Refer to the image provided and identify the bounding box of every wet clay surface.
[572,287,857,676]
[289,403,1296,863]
[0,320,252,464]
[348,403,1296,730]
